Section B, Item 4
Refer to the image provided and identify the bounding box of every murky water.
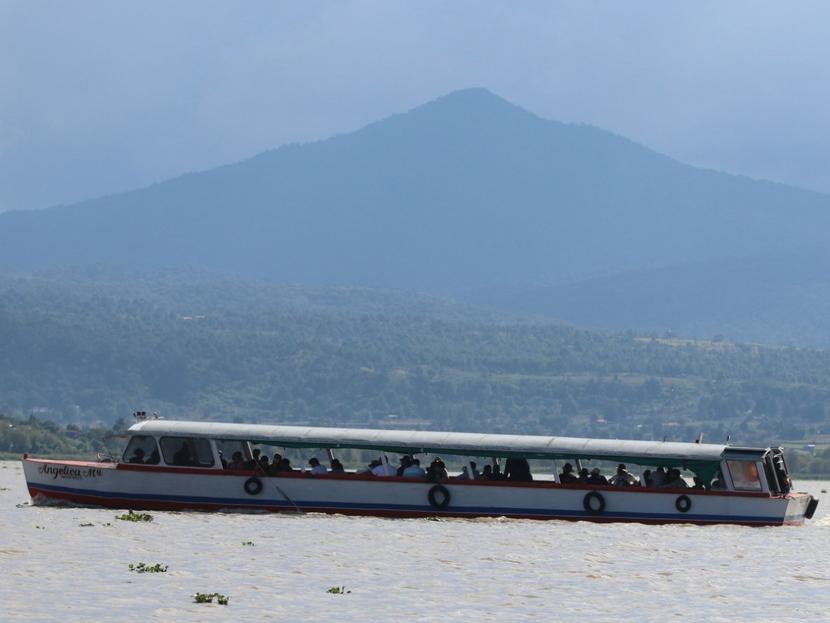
[1,461,828,622]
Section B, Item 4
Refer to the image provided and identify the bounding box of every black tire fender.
[244,476,263,496]
[675,494,692,513]
[427,484,451,509]
[583,491,605,515]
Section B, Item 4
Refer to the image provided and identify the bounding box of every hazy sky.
[2,1,830,212]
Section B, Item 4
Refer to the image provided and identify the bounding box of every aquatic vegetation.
[242,540,255,546]
[0,486,10,491]
[327,586,351,595]
[128,562,168,573]
[79,522,95,527]
[116,510,153,522]
[193,592,229,605]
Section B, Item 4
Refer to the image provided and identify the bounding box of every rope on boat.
[260,467,303,514]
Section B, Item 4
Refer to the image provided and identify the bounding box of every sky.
[2,1,830,212]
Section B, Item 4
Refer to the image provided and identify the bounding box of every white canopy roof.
[129,419,751,464]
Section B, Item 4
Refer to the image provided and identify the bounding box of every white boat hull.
[22,458,814,526]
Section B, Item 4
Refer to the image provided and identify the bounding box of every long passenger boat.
[22,415,818,526]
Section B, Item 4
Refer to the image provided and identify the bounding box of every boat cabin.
[123,418,793,496]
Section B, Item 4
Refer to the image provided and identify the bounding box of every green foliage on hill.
[2,270,830,450]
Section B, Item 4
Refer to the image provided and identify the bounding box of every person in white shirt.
[370,458,397,477]
[308,457,328,475]
[609,463,638,487]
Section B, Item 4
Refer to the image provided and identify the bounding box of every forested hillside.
[2,270,830,447]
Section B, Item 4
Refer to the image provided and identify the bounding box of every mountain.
[3,88,830,342]
[465,252,830,346]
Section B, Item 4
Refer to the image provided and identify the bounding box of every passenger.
[371,458,397,477]
[244,448,262,470]
[609,463,638,487]
[270,453,282,474]
[482,464,493,480]
[642,469,653,487]
[505,458,533,482]
[692,476,707,490]
[147,448,160,464]
[492,463,503,480]
[397,455,413,477]
[427,457,449,483]
[665,468,688,488]
[308,457,328,475]
[587,467,608,485]
[558,462,578,484]
[454,466,471,480]
[172,441,195,466]
[258,455,270,473]
[402,458,426,478]
[578,467,590,483]
[275,458,294,472]
[651,466,667,487]
[469,461,480,480]
[711,470,725,490]
[128,447,146,464]
[227,451,246,470]
[330,458,345,473]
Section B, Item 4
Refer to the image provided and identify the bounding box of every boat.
[22,413,819,525]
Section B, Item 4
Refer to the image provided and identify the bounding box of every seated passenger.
[269,453,282,475]
[481,464,493,480]
[492,464,503,480]
[397,455,413,476]
[587,467,608,485]
[172,441,196,466]
[371,458,397,477]
[258,455,270,473]
[578,467,590,483]
[128,447,146,464]
[427,457,449,483]
[642,469,653,487]
[469,461,480,480]
[558,462,578,484]
[505,458,533,482]
[609,463,638,487]
[651,466,667,487]
[665,468,688,488]
[226,451,246,470]
[692,476,707,490]
[402,458,426,478]
[308,457,328,475]
[275,458,294,472]
[330,458,345,473]
[710,470,725,490]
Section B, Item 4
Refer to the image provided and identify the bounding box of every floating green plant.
[327,586,351,595]
[193,592,229,605]
[129,562,168,573]
[116,510,153,522]
[79,522,95,527]
[242,540,255,546]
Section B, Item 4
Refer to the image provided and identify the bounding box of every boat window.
[159,437,214,467]
[122,435,160,465]
[726,460,762,491]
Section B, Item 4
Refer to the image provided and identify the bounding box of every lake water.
[1,461,828,622]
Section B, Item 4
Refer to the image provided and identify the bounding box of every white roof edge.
[128,420,745,462]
